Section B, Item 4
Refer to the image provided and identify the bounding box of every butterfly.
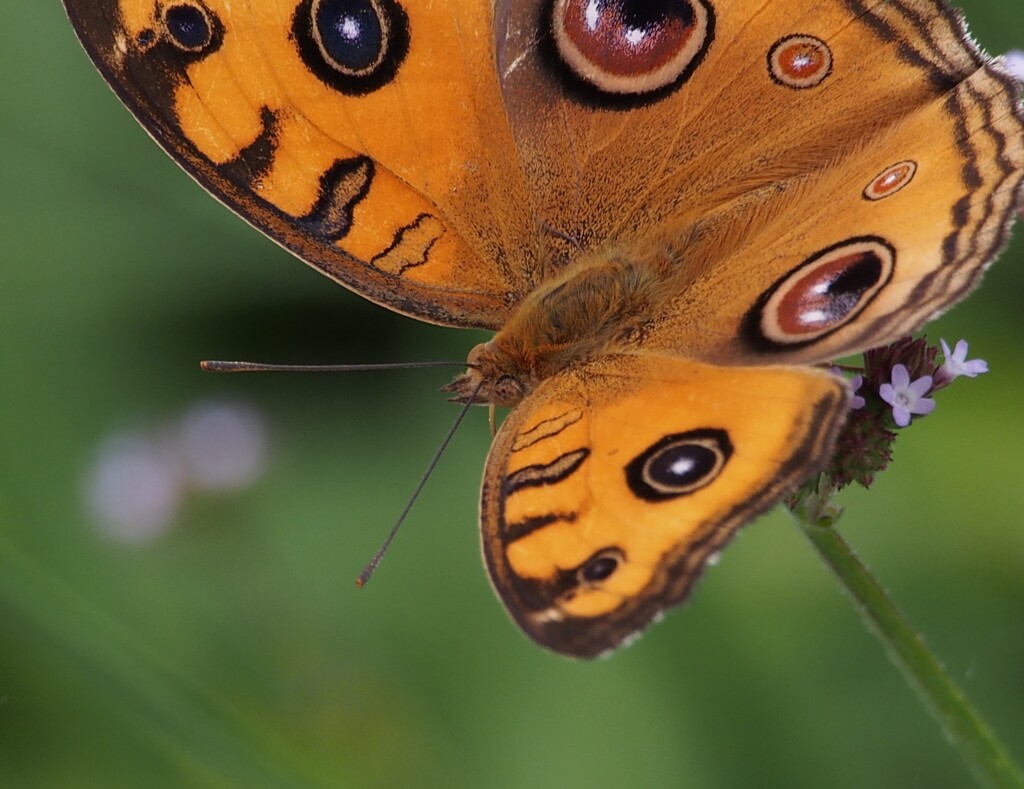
[64,0,1023,657]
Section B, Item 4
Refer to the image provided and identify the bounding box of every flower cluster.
[83,400,269,543]
[811,336,988,494]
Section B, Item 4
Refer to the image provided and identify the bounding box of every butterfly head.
[443,340,531,407]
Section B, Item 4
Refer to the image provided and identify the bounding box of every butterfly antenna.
[201,360,475,373]
[356,380,484,587]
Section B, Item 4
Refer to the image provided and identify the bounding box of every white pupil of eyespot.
[337,16,361,41]
[625,27,645,45]
[670,456,696,477]
[580,3,648,43]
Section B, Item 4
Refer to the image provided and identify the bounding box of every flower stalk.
[788,335,1023,788]
[791,490,1024,789]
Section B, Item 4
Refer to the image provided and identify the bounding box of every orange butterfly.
[64,0,1023,656]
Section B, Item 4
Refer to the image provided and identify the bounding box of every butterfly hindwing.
[480,355,847,657]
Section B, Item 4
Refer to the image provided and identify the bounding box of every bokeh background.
[3,3,1023,787]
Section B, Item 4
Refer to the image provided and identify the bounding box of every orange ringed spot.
[768,34,832,89]
[863,160,918,200]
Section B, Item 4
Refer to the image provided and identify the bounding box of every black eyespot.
[316,0,384,72]
[545,0,715,108]
[625,429,732,501]
[154,2,222,58]
[293,0,410,95]
[163,3,214,52]
[742,236,895,350]
[579,549,623,583]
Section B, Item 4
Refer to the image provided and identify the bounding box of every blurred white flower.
[177,401,268,491]
[83,399,269,543]
[84,431,183,543]
[1005,50,1024,82]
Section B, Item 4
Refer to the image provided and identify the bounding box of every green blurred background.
[2,3,1023,787]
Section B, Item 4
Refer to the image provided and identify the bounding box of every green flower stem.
[791,488,1024,789]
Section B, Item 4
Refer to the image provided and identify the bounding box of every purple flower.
[830,367,866,409]
[938,338,988,383]
[878,364,935,427]
[849,374,866,410]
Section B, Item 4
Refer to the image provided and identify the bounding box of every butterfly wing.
[641,62,1024,365]
[65,0,1024,339]
[480,354,847,657]
[63,1,539,329]
[497,0,1024,359]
